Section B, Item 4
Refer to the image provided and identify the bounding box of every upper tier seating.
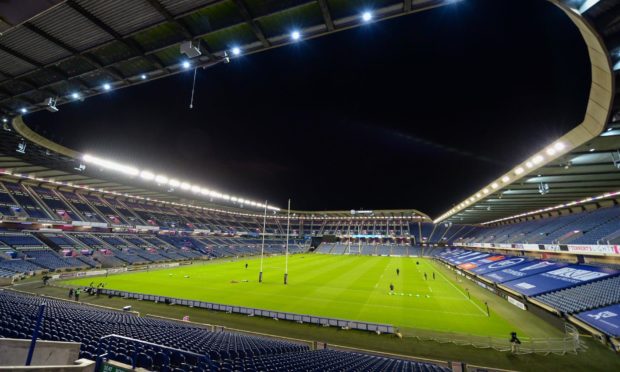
[534,275,620,314]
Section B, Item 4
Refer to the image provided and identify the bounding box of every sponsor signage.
[135,225,159,231]
[576,304,620,337]
[453,252,490,265]
[458,254,505,271]
[456,243,620,256]
[473,257,528,275]
[507,296,526,310]
[72,220,108,228]
[502,264,618,296]
[482,260,566,283]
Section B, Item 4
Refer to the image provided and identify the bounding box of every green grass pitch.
[65,255,519,337]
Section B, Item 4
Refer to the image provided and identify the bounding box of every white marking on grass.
[434,267,487,316]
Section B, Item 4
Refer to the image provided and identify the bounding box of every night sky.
[28,0,590,217]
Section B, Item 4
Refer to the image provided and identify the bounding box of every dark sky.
[28,0,590,217]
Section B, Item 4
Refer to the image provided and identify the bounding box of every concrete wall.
[0,338,94,371]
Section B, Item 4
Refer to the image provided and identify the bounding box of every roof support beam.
[22,23,128,85]
[317,0,335,31]
[404,0,413,12]
[231,0,270,48]
[145,0,217,60]
[66,0,168,71]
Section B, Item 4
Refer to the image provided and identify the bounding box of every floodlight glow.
[80,154,278,211]
[532,154,544,164]
[2,118,6,123]
[362,11,373,22]
[554,142,565,151]
[140,170,155,180]
[82,154,139,176]
[20,108,27,114]
[155,175,168,184]
[501,175,510,183]
[525,161,533,168]
[182,60,191,69]
[71,92,80,100]
[102,83,111,91]
[140,74,147,80]
[515,167,524,175]
[231,47,241,56]
[546,147,556,156]
[291,31,301,41]
[482,188,489,194]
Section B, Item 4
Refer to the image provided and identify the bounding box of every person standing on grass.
[390,283,394,292]
[396,268,400,276]
[433,272,435,280]
[245,262,248,269]
[75,288,81,302]
[68,288,73,299]
[424,272,427,280]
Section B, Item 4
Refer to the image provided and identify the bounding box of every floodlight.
[515,167,524,175]
[231,47,241,56]
[71,92,80,100]
[169,179,180,187]
[140,170,154,180]
[362,11,373,22]
[554,142,565,151]
[532,154,544,164]
[291,31,301,41]
[501,175,510,183]
[525,161,533,168]
[140,74,147,80]
[191,185,201,193]
[103,83,111,91]
[82,154,139,176]
[2,118,6,123]
[546,147,556,156]
[180,182,191,190]
[182,60,191,69]
[20,108,27,114]
[155,175,168,184]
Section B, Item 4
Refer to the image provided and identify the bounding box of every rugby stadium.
[0,0,619,371]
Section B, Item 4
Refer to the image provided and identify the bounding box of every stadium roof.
[0,0,450,116]
[0,116,430,220]
[1,0,619,226]
[434,0,620,225]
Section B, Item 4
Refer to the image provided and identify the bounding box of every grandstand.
[0,0,619,371]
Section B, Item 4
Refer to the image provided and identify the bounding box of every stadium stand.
[0,290,447,371]
[453,206,620,245]
[534,276,620,314]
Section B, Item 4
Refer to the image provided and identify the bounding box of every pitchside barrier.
[98,288,395,334]
[400,324,583,355]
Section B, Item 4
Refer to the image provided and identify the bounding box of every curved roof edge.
[8,117,431,221]
[433,0,615,224]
